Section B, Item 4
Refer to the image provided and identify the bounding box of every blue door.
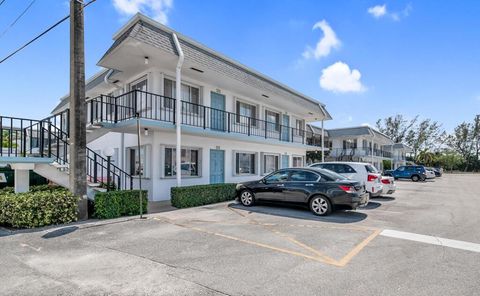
[281,155,289,168]
[211,92,226,131]
[281,114,290,141]
[210,149,225,184]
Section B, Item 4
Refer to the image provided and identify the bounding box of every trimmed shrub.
[0,187,78,228]
[171,183,237,208]
[94,190,148,219]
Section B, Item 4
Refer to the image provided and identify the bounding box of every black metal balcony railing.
[87,90,314,145]
[329,147,393,159]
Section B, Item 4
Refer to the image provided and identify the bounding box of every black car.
[235,168,369,216]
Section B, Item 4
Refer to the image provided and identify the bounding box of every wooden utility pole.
[70,0,87,219]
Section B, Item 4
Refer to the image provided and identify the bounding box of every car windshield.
[312,168,348,181]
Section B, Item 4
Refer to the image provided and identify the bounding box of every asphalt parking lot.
[1,174,479,296]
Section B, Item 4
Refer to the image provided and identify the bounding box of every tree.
[1,130,17,148]
[405,119,444,159]
[376,115,418,143]
[435,150,464,172]
[446,122,474,171]
[416,149,435,167]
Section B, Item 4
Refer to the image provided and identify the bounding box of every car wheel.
[239,190,255,207]
[309,195,332,216]
[411,175,419,182]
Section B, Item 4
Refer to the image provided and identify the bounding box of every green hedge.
[0,187,78,228]
[94,190,148,219]
[171,183,237,208]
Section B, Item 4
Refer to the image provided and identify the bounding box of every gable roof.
[326,126,392,141]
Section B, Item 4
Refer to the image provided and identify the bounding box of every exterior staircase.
[0,110,132,193]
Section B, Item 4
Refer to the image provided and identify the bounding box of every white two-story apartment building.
[49,14,331,200]
[306,125,410,171]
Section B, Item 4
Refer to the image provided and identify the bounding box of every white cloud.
[302,20,341,60]
[367,4,387,18]
[112,0,173,24]
[319,61,366,93]
[367,3,412,21]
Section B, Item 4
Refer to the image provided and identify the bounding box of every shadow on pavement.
[372,196,396,202]
[42,226,79,239]
[228,202,367,224]
[361,201,381,210]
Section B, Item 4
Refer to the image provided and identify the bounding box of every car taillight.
[367,174,378,182]
[339,185,356,193]
[381,179,391,184]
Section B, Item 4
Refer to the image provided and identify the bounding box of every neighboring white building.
[307,125,409,171]
[48,14,331,200]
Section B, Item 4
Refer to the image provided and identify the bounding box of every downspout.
[104,69,123,90]
[172,33,184,187]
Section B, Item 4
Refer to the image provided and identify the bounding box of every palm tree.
[416,149,435,166]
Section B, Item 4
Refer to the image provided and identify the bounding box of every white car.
[309,162,383,198]
[380,176,396,194]
[425,168,436,179]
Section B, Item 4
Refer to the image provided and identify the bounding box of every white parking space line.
[380,229,480,253]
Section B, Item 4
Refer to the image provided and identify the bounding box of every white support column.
[11,163,35,193]
[321,120,325,163]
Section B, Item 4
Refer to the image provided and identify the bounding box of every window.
[265,170,289,183]
[235,152,256,175]
[236,101,257,126]
[292,156,304,167]
[127,146,148,177]
[295,119,304,135]
[290,170,319,182]
[265,110,280,132]
[365,165,378,173]
[263,154,279,174]
[164,147,200,177]
[343,139,357,149]
[164,78,200,111]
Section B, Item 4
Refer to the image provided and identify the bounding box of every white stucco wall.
[88,130,308,201]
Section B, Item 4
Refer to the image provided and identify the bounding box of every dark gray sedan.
[236,168,368,216]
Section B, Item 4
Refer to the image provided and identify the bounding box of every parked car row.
[235,162,441,216]
[384,165,442,181]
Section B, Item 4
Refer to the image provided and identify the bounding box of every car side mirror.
[260,178,267,184]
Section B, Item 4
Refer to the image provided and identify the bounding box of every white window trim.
[261,152,281,175]
[233,150,258,176]
[163,75,203,105]
[126,144,151,179]
[292,155,305,168]
[234,97,259,118]
[160,145,203,179]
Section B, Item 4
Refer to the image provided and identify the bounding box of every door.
[210,92,226,131]
[281,114,290,141]
[254,170,289,201]
[283,169,320,202]
[281,155,289,168]
[130,78,148,117]
[209,149,225,184]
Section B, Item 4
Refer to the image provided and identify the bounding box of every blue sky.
[0,0,479,132]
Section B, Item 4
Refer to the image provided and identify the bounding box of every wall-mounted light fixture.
[144,56,149,65]
[144,128,149,136]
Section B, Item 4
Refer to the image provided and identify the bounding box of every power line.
[0,0,97,65]
[0,0,6,8]
[0,0,36,39]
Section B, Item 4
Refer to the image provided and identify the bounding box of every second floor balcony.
[86,90,314,145]
[329,147,393,159]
